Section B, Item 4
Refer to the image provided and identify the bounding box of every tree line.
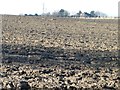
[24,9,107,17]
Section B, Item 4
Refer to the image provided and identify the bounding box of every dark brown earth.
[0,15,119,90]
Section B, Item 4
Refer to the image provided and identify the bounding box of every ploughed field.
[2,15,119,65]
[0,15,119,89]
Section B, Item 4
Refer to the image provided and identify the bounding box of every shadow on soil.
[2,44,119,67]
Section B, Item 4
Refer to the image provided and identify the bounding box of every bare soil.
[0,15,119,89]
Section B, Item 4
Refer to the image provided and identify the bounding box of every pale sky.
[0,0,119,16]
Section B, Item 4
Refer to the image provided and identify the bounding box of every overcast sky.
[0,0,119,16]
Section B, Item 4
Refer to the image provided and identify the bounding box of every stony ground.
[0,15,120,89]
[0,62,119,90]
